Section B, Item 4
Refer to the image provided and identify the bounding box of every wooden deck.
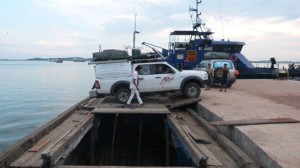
[10,110,94,167]
[0,94,249,168]
[166,113,239,168]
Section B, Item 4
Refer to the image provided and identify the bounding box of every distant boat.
[73,58,86,62]
[48,58,56,62]
[56,58,63,63]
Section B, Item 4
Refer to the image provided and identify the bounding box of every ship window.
[213,45,243,53]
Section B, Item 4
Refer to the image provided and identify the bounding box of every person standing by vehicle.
[127,66,144,108]
[205,63,214,90]
[219,63,230,92]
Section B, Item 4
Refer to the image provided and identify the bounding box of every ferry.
[142,0,300,79]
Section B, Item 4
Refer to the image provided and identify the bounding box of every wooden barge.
[0,95,258,168]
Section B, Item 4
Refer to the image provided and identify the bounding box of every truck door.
[137,64,154,92]
[153,64,180,91]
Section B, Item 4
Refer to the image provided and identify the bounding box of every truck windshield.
[213,61,233,69]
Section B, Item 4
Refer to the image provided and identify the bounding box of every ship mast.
[190,0,202,31]
[133,14,140,48]
[189,0,212,39]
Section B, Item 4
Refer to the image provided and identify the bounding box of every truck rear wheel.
[184,82,200,98]
[115,88,130,104]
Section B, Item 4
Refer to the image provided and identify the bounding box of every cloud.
[1,0,300,61]
[170,12,190,22]
[205,15,300,61]
[205,14,300,41]
[37,39,77,48]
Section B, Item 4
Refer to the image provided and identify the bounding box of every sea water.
[0,61,95,153]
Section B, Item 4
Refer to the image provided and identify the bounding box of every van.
[195,59,238,87]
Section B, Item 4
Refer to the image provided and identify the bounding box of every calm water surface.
[0,61,95,153]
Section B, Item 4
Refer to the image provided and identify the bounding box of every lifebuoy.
[230,54,237,62]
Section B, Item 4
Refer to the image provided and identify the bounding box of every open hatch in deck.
[62,113,184,166]
[63,97,198,167]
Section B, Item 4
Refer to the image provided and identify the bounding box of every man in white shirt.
[127,65,144,108]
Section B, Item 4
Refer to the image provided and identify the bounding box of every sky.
[0,0,299,61]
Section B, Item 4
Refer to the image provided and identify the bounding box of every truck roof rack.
[89,57,166,65]
[130,54,165,63]
[89,53,166,64]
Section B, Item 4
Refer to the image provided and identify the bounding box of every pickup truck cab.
[194,59,238,87]
[91,59,208,103]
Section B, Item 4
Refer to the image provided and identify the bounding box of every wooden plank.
[10,111,91,167]
[10,116,77,167]
[82,98,105,109]
[136,116,143,165]
[90,118,100,165]
[110,114,118,165]
[196,144,224,167]
[209,118,300,126]
[30,111,89,167]
[187,108,259,168]
[41,114,94,167]
[28,139,51,152]
[33,112,92,167]
[180,125,222,166]
[169,98,200,109]
[3,97,90,168]
[166,114,207,167]
[167,91,184,99]
[181,125,211,144]
[179,112,239,167]
[92,103,170,114]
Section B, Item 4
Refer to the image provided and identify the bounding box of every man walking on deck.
[127,65,144,108]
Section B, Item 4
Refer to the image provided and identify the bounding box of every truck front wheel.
[184,82,200,98]
[115,88,130,104]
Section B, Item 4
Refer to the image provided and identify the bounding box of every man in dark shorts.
[219,63,229,92]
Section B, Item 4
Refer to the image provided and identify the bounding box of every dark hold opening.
[63,114,192,167]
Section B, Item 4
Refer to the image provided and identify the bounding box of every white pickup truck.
[91,60,208,103]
